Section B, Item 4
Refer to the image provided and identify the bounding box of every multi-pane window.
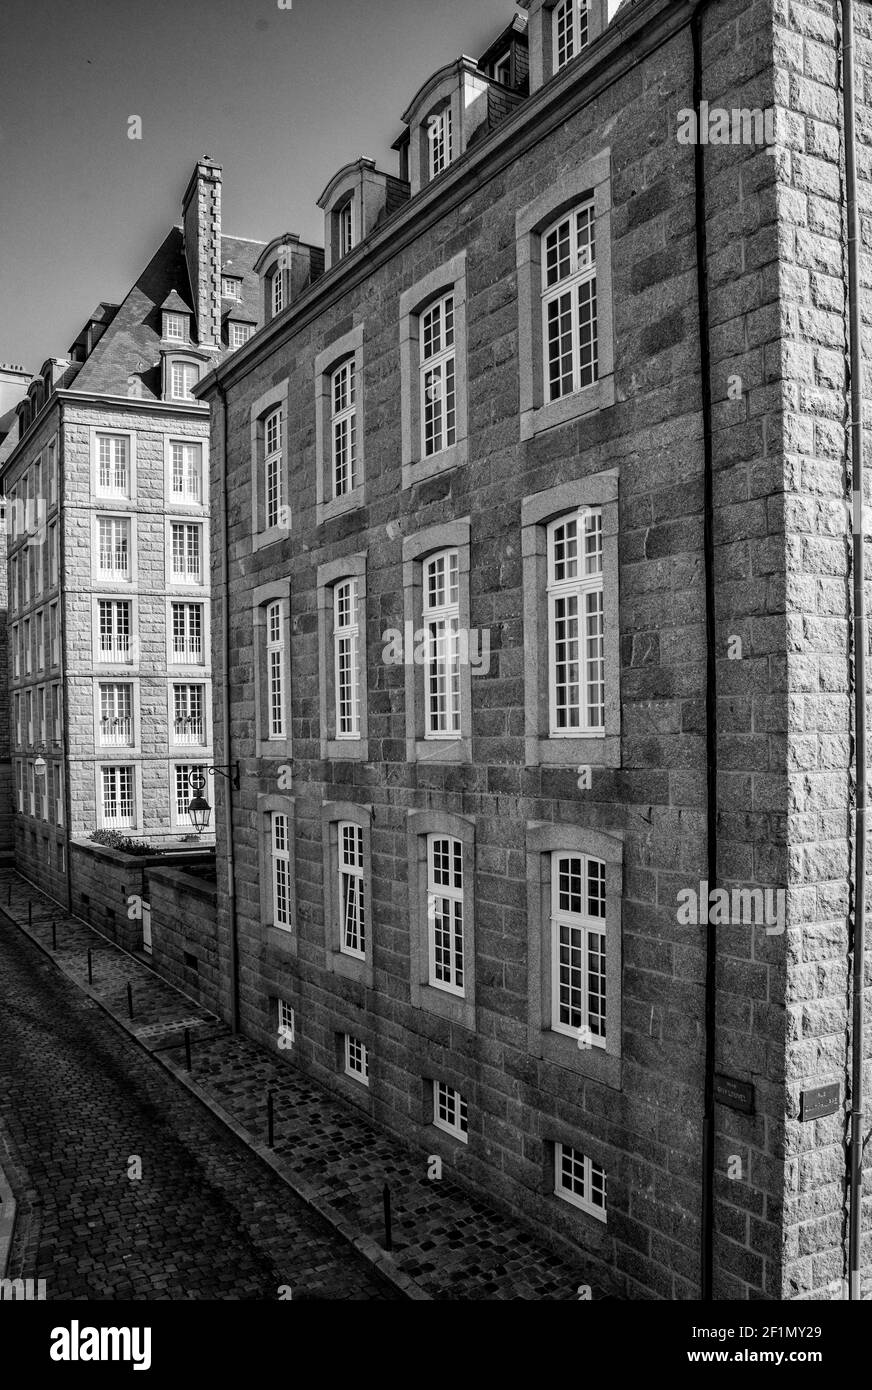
[170,442,203,502]
[23,546,30,603]
[334,579,360,738]
[554,1143,607,1219]
[547,510,604,735]
[28,761,35,816]
[171,602,203,664]
[272,269,284,318]
[24,618,31,674]
[171,522,202,583]
[97,517,131,579]
[49,522,58,586]
[542,203,598,401]
[423,550,460,738]
[271,811,292,930]
[25,690,33,743]
[16,762,23,813]
[420,294,456,457]
[52,684,62,745]
[338,822,366,959]
[49,603,59,665]
[554,0,590,71]
[101,765,134,828]
[164,313,187,341]
[170,361,199,400]
[331,361,357,498]
[230,322,253,349]
[173,684,205,744]
[99,683,133,746]
[494,51,511,84]
[344,1035,369,1085]
[551,853,607,1044]
[12,624,19,679]
[10,556,18,613]
[222,276,241,300]
[427,834,464,994]
[54,760,64,826]
[48,439,57,504]
[36,611,45,670]
[278,998,295,1041]
[266,601,286,739]
[14,695,20,745]
[174,764,206,822]
[97,435,130,496]
[338,200,354,258]
[263,407,284,530]
[98,599,131,662]
[428,105,452,178]
[434,1081,468,1142]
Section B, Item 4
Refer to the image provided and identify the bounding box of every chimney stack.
[181,157,222,350]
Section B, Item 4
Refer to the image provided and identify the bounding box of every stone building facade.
[199,0,872,1299]
[0,160,263,903]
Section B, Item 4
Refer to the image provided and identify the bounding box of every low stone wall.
[142,862,221,1016]
[69,839,215,957]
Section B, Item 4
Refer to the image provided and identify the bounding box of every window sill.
[520,374,615,441]
[252,525,290,552]
[327,950,374,990]
[537,1029,621,1090]
[413,737,471,766]
[412,981,475,1032]
[317,486,365,527]
[526,734,620,768]
[265,924,298,960]
[402,438,468,491]
[323,738,369,762]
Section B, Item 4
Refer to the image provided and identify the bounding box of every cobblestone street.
[0,915,398,1300]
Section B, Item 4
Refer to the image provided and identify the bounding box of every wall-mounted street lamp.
[186,764,240,833]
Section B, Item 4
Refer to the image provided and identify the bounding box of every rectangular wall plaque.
[800,1082,841,1122]
[714,1073,755,1114]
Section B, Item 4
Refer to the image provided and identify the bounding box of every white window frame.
[171,682,207,747]
[433,1081,468,1142]
[171,762,207,827]
[96,515,132,582]
[331,359,358,500]
[344,1035,369,1086]
[163,312,188,342]
[553,0,590,73]
[427,104,452,179]
[98,682,134,748]
[420,293,456,460]
[426,833,465,997]
[272,269,284,317]
[170,360,199,401]
[278,998,295,1041]
[170,601,205,665]
[99,764,135,830]
[550,852,607,1044]
[229,321,253,349]
[221,276,242,300]
[400,254,469,489]
[169,440,204,505]
[95,433,132,499]
[554,1142,607,1221]
[263,406,284,532]
[338,821,366,960]
[96,598,133,665]
[266,600,286,740]
[546,509,605,737]
[270,810,293,931]
[541,201,598,405]
[333,578,360,740]
[251,382,290,549]
[422,548,461,740]
[169,521,203,586]
[338,199,354,259]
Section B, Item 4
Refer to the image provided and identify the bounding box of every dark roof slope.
[221,236,263,337]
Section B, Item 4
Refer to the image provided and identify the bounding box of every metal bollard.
[267,1091,275,1149]
[383,1183,392,1252]
[87,948,93,985]
[127,982,134,1020]
[184,1028,192,1073]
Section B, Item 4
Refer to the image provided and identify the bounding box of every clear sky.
[0,0,518,373]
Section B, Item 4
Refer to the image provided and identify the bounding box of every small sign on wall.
[714,1073,755,1115]
[799,1082,841,1122]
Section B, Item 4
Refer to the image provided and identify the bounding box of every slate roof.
[68,228,263,401]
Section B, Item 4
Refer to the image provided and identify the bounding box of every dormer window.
[272,270,285,318]
[554,0,589,71]
[229,322,254,350]
[427,104,452,180]
[164,312,188,342]
[494,51,512,85]
[170,361,199,402]
[337,199,354,260]
[221,276,242,300]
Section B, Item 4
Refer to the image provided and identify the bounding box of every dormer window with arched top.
[427,103,453,180]
[317,159,408,273]
[336,198,354,260]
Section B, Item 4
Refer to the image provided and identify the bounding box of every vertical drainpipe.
[58,399,73,914]
[216,379,240,1035]
[842,0,867,1304]
[691,0,717,1302]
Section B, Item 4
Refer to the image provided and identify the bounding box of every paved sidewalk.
[0,869,604,1301]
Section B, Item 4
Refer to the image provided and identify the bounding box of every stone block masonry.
[200,0,872,1299]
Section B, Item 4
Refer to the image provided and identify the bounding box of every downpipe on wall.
[216,381,240,1035]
